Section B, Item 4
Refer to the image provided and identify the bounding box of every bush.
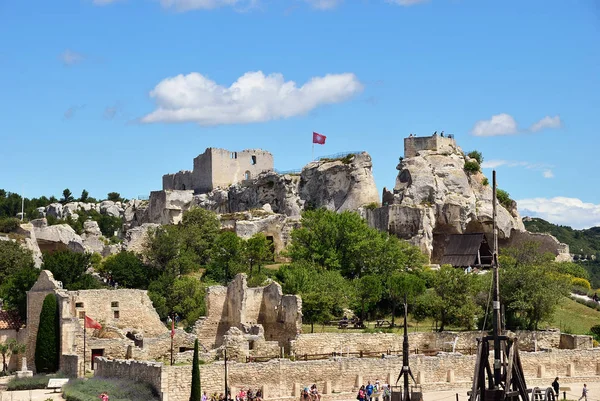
[63,378,159,401]
[482,178,489,186]
[7,374,51,390]
[590,324,600,341]
[0,217,21,233]
[572,277,591,290]
[35,294,60,373]
[364,202,378,210]
[496,189,513,210]
[464,161,480,173]
[467,150,484,165]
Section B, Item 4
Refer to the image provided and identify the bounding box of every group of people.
[301,384,322,401]
[357,380,391,401]
[552,377,589,401]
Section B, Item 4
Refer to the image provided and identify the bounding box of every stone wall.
[404,135,457,158]
[0,328,19,370]
[164,148,274,194]
[96,349,600,401]
[501,230,571,262]
[60,354,79,377]
[196,274,301,351]
[290,330,571,357]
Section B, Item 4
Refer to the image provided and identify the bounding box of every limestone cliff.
[365,141,525,261]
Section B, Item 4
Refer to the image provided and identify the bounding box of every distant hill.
[523,217,600,257]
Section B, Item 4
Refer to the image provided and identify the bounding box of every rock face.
[123,223,160,255]
[15,223,43,268]
[32,220,85,253]
[365,137,526,261]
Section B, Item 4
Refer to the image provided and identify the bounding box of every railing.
[274,169,302,175]
[316,151,364,161]
[137,195,149,201]
[244,347,476,363]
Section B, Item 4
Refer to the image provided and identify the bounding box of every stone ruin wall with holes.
[195,274,302,355]
[163,148,274,194]
[95,348,600,401]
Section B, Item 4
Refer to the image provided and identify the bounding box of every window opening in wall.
[249,340,255,350]
[111,301,119,308]
[245,171,251,180]
[79,311,85,319]
[75,302,84,308]
[234,152,238,159]
[251,155,257,165]
[113,310,120,319]
[230,152,235,159]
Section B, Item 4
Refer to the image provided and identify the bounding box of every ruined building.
[163,148,274,194]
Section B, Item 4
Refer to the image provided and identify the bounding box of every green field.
[546,297,600,335]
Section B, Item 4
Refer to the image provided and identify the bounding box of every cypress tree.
[190,338,201,401]
[34,293,60,373]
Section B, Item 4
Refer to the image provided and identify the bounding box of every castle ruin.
[403,133,457,158]
[163,148,274,194]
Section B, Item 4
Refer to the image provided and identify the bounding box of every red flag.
[312,132,326,145]
[171,319,175,338]
[84,315,102,330]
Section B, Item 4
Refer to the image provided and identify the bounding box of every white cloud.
[60,49,85,66]
[518,197,600,229]
[481,159,553,179]
[159,0,257,11]
[472,113,563,136]
[530,115,562,132]
[471,113,518,137]
[387,0,429,5]
[542,169,554,179]
[304,0,342,9]
[63,105,85,120]
[141,70,363,125]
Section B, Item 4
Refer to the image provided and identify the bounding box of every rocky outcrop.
[123,223,160,255]
[32,219,85,253]
[15,223,43,267]
[145,190,194,225]
[299,152,379,212]
[365,142,525,260]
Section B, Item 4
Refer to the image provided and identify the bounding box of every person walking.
[579,384,588,401]
[99,392,109,401]
[552,378,560,397]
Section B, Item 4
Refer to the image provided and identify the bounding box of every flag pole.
[312,142,314,161]
[83,311,86,377]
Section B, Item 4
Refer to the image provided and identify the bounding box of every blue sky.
[1,0,599,228]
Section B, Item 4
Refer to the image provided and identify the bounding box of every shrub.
[63,378,159,401]
[35,294,60,373]
[0,217,21,233]
[467,150,484,165]
[364,202,379,210]
[7,374,51,390]
[572,277,591,290]
[590,324,600,341]
[464,161,480,173]
[482,178,489,186]
[496,189,513,209]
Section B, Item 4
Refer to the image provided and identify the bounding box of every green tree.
[386,272,426,327]
[170,276,206,328]
[353,274,383,320]
[496,189,513,210]
[467,150,484,165]
[432,265,480,331]
[0,339,26,374]
[190,339,201,401]
[42,250,101,290]
[61,189,74,204]
[179,208,220,266]
[0,241,35,283]
[499,250,571,330]
[79,189,89,203]
[205,231,247,284]
[100,251,153,289]
[107,192,122,202]
[245,233,273,273]
[277,262,350,332]
[288,209,425,279]
[0,266,41,321]
[35,294,59,373]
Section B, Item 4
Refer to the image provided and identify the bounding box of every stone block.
[417,371,425,385]
[294,383,302,397]
[446,370,454,383]
[537,365,545,378]
[324,381,332,394]
[356,375,363,388]
[567,363,575,377]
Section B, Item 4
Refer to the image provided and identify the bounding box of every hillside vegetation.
[523,217,600,257]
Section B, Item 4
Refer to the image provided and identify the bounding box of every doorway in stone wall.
[91,349,104,370]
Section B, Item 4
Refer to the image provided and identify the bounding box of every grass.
[546,297,600,334]
[6,373,69,391]
[301,315,464,334]
[62,378,159,401]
